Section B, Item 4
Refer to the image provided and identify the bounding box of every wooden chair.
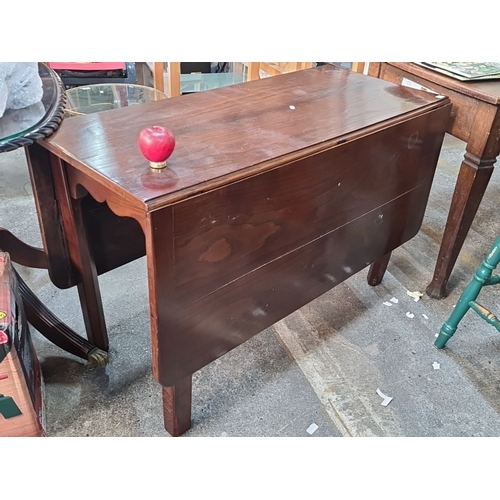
[435,234,500,349]
[152,62,181,97]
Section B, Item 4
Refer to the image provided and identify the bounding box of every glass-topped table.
[179,72,246,94]
[64,76,242,118]
[0,63,107,367]
[0,64,65,151]
[65,83,166,116]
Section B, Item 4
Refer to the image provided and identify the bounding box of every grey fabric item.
[0,63,43,118]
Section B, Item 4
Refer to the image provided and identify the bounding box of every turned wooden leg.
[367,252,391,286]
[162,376,192,437]
[435,234,500,348]
[426,151,496,299]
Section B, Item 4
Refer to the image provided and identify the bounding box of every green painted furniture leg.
[435,234,500,349]
[0,393,22,419]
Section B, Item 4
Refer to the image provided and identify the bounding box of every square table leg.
[426,108,500,298]
[367,252,392,286]
[49,155,109,351]
[162,376,192,437]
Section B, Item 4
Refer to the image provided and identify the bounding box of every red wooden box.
[0,253,44,437]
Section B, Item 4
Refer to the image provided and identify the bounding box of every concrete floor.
[2,126,500,437]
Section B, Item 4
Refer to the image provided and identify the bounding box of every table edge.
[386,62,500,105]
[42,97,451,215]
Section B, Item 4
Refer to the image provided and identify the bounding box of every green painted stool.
[435,235,500,349]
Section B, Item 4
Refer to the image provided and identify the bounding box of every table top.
[387,63,500,105]
[65,84,166,116]
[42,65,450,210]
[0,63,66,153]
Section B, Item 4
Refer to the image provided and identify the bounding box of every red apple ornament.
[138,126,176,170]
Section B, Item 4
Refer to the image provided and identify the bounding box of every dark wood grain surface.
[38,66,452,433]
[154,181,436,383]
[171,109,447,305]
[43,65,448,209]
[147,105,450,385]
